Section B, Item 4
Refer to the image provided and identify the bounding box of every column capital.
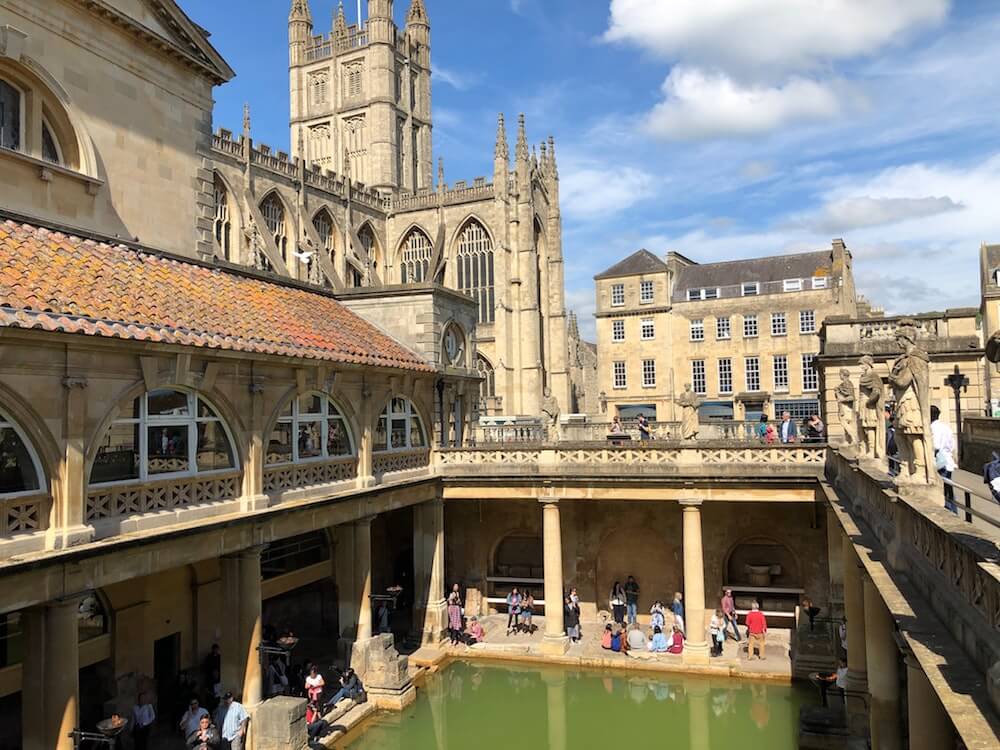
[538,497,560,506]
[679,498,703,509]
[356,514,377,527]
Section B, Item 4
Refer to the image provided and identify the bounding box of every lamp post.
[944,365,969,460]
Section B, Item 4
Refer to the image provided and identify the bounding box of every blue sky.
[188,0,1000,340]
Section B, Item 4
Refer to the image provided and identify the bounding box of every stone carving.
[858,355,886,461]
[888,318,935,485]
[541,387,561,441]
[675,383,701,440]
[835,368,858,450]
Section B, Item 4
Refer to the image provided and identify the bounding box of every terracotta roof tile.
[0,220,433,373]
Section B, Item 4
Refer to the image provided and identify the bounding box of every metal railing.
[887,455,1000,530]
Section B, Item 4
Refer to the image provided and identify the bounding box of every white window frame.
[642,359,656,388]
[639,280,654,304]
[611,284,625,307]
[612,319,625,342]
[718,358,733,395]
[799,309,816,334]
[802,354,819,392]
[771,312,787,337]
[613,361,627,390]
[741,281,759,296]
[783,278,803,292]
[690,319,705,342]
[267,393,355,466]
[716,317,731,340]
[0,409,46,498]
[640,318,655,341]
[743,314,758,338]
[773,355,789,392]
[692,360,706,395]
[812,276,828,289]
[0,78,26,154]
[745,357,761,392]
[375,397,427,452]
[687,287,720,301]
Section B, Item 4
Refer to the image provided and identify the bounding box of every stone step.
[318,701,377,748]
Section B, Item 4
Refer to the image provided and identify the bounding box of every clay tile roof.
[0,220,433,372]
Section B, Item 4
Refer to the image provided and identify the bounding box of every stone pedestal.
[351,634,416,710]
[540,499,569,655]
[681,500,710,665]
[252,696,308,750]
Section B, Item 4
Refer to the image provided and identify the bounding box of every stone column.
[863,576,902,750]
[905,656,954,750]
[681,500,710,665]
[413,498,447,646]
[55,376,91,548]
[841,536,867,690]
[540,500,569,654]
[355,517,374,641]
[238,547,264,706]
[44,598,80,750]
[242,383,269,511]
[543,671,567,750]
[20,607,47,750]
[826,507,844,615]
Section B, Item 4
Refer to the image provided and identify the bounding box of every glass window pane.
[297,421,322,459]
[147,425,189,474]
[266,422,293,464]
[0,426,40,493]
[390,418,407,449]
[197,398,221,419]
[326,418,350,456]
[147,389,189,417]
[90,422,139,484]
[42,123,60,164]
[374,416,388,452]
[391,398,406,415]
[278,401,293,418]
[197,422,234,472]
[410,416,426,448]
[299,394,323,415]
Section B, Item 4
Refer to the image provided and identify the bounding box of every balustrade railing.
[373,449,431,479]
[472,419,793,445]
[86,471,241,522]
[263,457,359,495]
[1,492,47,536]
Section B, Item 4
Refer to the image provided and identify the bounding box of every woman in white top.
[609,582,627,626]
[930,405,958,513]
[305,665,325,704]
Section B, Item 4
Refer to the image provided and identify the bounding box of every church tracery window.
[476,355,495,402]
[309,71,329,106]
[399,227,431,283]
[457,219,495,324]
[213,175,232,261]
[309,123,332,166]
[260,192,289,264]
[344,62,363,99]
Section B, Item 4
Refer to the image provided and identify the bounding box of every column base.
[540,634,570,655]
[682,641,711,666]
[47,524,94,550]
[241,493,270,512]
[356,475,376,489]
[416,600,447,646]
[367,683,417,711]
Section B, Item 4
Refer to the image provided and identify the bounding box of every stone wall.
[960,416,1000,473]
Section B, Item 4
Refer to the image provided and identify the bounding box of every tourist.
[569,587,580,606]
[305,701,331,741]
[324,668,364,709]
[447,593,463,644]
[449,583,462,607]
[779,411,797,443]
[805,415,826,442]
[305,665,325,704]
[610,581,627,626]
[522,589,535,633]
[756,414,769,442]
[180,698,210,739]
[610,626,625,653]
[709,609,725,657]
[835,658,849,702]
[215,692,249,750]
[131,692,155,750]
[601,623,614,650]
[648,625,668,652]
[637,413,651,441]
[745,602,767,660]
[930,405,958,513]
[671,592,685,634]
[186,714,220,750]
[467,616,485,644]
[666,625,685,654]
[202,644,222,699]
[627,624,647,652]
[625,575,640,626]
[610,415,624,434]
[650,600,666,632]
[721,589,740,641]
[564,596,581,643]
[506,587,522,636]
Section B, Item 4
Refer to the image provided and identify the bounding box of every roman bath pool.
[346,660,814,748]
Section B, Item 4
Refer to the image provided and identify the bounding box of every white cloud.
[807,195,963,233]
[604,0,949,77]
[739,160,776,181]
[560,165,656,218]
[643,67,845,140]
[432,66,478,91]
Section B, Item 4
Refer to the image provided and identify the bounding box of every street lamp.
[944,365,969,459]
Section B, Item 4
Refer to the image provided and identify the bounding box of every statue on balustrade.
[835,368,858,450]
[888,319,935,485]
[541,387,561,441]
[676,383,701,440]
[857,355,886,461]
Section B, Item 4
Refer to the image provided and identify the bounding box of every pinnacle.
[495,113,509,161]
[515,113,529,161]
[407,0,429,24]
[289,0,312,23]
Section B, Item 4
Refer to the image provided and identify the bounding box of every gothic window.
[89,389,237,485]
[396,118,406,184]
[345,116,365,154]
[0,409,43,496]
[313,208,336,260]
[309,124,331,166]
[476,355,496,401]
[266,393,354,465]
[344,62,363,98]
[213,175,232,261]
[309,71,329,106]
[456,219,495,324]
[41,121,62,164]
[374,397,426,452]
[399,227,431,283]
[0,79,22,151]
[357,222,381,275]
[260,192,289,264]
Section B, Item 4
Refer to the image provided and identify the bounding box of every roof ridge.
[684,248,830,270]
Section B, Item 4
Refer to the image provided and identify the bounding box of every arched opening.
[398,227,432,284]
[312,208,337,286]
[357,222,382,281]
[456,218,495,324]
[476,354,495,402]
[374,396,427,452]
[725,537,802,588]
[213,174,232,261]
[489,533,542,601]
[0,409,44,497]
[265,393,355,465]
[260,192,289,266]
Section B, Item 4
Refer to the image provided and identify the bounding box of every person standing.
[180,699,210,740]
[930,405,958,513]
[186,714,220,750]
[671,592,685,634]
[745,602,767,661]
[779,411,798,443]
[649,600,665,632]
[637,413,651,441]
[756,414,769,442]
[215,692,249,750]
[521,590,535,633]
[709,609,725,657]
[447,593,463,644]
[131,692,155,750]
[564,596,581,643]
[624,576,640,626]
[505,587,522,636]
[610,582,627,626]
[720,589,740,641]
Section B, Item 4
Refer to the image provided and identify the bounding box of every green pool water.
[346,660,813,749]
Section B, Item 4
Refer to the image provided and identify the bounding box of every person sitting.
[304,665,325,704]
[305,701,332,741]
[649,601,665,631]
[465,616,485,645]
[626,624,647,652]
[666,625,685,654]
[323,668,364,709]
[186,715,220,750]
[610,626,625,653]
[601,623,614,650]
[648,625,668,653]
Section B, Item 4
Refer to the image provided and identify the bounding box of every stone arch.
[723,536,802,589]
[258,188,294,265]
[440,318,468,368]
[0,380,60,493]
[262,387,360,463]
[356,220,383,274]
[595,525,678,613]
[371,393,431,451]
[393,223,434,283]
[211,171,241,262]
[311,206,339,257]
[488,528,543,597]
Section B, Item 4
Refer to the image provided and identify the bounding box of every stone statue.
[835,368,858,450]
[888,319,935,485]
[675,383,701,440]
[541,387,561,441]
[857,355,886,461]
